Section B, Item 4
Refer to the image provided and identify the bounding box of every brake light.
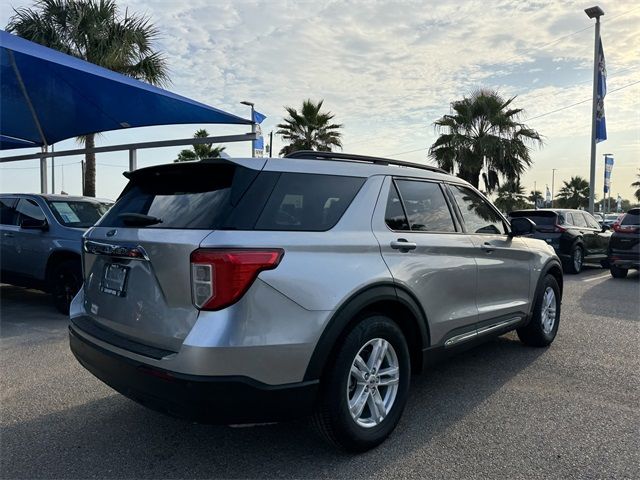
[613,224,639,233]
[190,249,284,310]
[554,224,566,233]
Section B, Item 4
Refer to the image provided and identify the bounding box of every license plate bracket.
[100,263,129,297]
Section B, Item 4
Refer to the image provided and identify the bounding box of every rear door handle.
[390,239,417,252]
[480,242,495,253]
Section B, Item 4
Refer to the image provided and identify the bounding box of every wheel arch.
[529,259,563,319]
[303,283,430,381]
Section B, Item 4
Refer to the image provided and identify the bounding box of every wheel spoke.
[350,364,367,383]
[377,366,399,386]
[349,385,369,419]
[354,354,370,375]
[367,339,384,371]
[369,389,387,423]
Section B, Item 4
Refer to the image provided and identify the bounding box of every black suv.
[509,209,611,274]
[608,208,639,278]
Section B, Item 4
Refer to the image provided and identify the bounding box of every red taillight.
[190,249,284,311]
[614,224,639,233]
[554,224,566,233]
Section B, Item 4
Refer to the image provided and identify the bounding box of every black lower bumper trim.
[69,326,319,424]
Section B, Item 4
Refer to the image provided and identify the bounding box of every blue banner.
[596,39,607,143]
[252,110,266,157]
[604,154,614,193]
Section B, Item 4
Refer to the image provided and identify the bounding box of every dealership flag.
[595,39,607,143]
[603,154,614,194]
[252,110,267,157]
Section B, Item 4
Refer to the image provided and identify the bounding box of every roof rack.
[284,150,446,174]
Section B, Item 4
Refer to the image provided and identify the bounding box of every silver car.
[69,151,563,452]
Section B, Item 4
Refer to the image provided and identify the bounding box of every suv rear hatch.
[80,160,267,352]
[510,210,562,235]
[610,209,640,256]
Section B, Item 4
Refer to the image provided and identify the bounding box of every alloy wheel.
[346,338,400,428]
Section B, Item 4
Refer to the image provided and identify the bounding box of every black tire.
[517,274,561,347]
[312,314,411,452]
[564,245,583,274]
[600,258,610,269]
[610,265,628,279]
[49,259,82,314]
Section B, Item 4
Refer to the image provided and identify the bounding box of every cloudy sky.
[1,0,638,202]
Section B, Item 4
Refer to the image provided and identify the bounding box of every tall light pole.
[585,5,604,214]
[240,100,255,158]
[551,168,557,207]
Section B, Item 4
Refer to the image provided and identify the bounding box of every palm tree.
[528,190,543,207]
[276,99,342,156]
[631,174,640,201]
[174,129,225,162]
[556,176,590,209]
[494,180,528,214]
[429,89,543,193]
[7,0,169,197]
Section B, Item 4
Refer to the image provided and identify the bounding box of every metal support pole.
[534,181,537,210]
[81,160,85,193]
[269,131,273,157]
[40,146,48,194]
[588,14,602,214]
[51,144,55,194]
[129,149,137,171]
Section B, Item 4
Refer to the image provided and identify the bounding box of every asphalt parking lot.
[1,267,638,479]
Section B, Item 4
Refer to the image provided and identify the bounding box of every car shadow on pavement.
[1,334,546,479]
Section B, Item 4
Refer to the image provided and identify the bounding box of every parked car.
[0,194,112,313]
[509,208,611,274]
[602,213,623,228]
[69,152,563,452]
[608,208,639,278]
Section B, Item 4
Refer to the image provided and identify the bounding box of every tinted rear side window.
[385,183,410,231]
[255,173,365,231]
[0,198,17,225]
[99,163,260,229]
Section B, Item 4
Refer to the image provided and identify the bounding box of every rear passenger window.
[450,185,507,234]
[394,180,455,232]
[385,183,410,231]
[572,213,587,228]
[255,174,365,231]
[563,212,574,225]
[0,198,17,225]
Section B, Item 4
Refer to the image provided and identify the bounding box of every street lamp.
[240,100,255,158]
[585,5,604,214]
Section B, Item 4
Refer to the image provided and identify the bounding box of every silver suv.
[69,151,563,451]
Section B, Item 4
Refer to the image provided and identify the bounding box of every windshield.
[48,200,112,228]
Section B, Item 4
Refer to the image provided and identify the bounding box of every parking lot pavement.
[1,269,638,480]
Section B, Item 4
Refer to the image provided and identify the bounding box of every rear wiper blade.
[118,213,163,226]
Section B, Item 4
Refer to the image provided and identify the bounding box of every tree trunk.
[83,133,96,197]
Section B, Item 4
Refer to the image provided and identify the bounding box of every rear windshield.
[48,200,111,228]
[621,210,639,226]
[510,211,557,226]
[99,163,365,231]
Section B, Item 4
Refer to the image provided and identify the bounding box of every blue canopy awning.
[0,30,251,150]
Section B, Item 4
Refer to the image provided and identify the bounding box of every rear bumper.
[69,326,319,424]
[608,253,640,269]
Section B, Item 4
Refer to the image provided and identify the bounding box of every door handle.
[480,242,495,253]
[390,239,417,252]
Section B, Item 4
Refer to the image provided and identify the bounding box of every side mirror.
[20,217,48,230]
[510,217,536,236]
[601,224,611,232]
